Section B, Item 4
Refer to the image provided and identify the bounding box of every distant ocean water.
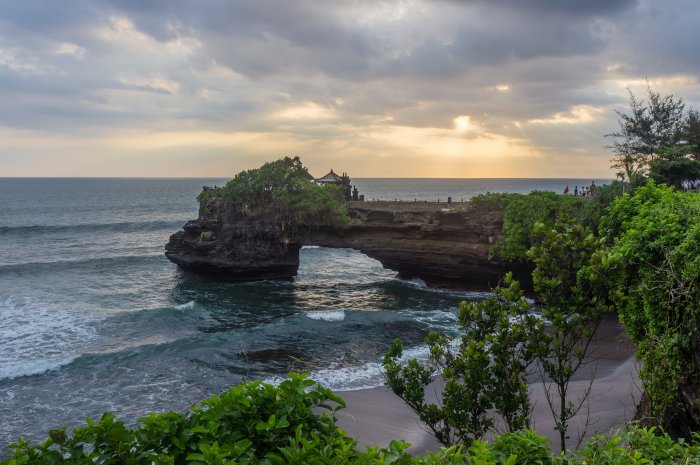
[0,177,609,454]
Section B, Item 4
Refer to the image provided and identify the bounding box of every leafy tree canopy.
[607,84,700,185]
[198,156,348,237]
[488,191,594,263]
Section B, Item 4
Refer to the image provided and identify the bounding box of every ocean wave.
[174,300,196,310]
[0,220,181,237]
[0,296,99,381]
[262,343,438,392]
[0,254,165,275]
[0,356,79,380]
[304,310,345,321]
[401,277,494,299]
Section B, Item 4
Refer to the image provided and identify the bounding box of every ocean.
[0,177,609,453]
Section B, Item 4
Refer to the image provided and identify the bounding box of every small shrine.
[314,169,362,201]
[314,169,344,185]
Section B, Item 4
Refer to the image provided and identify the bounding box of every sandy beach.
[335,313,639,454]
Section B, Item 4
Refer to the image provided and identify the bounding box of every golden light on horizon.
[453,115,473,133]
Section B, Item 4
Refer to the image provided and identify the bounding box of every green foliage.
[527,218,613,452]
[383,273,545,447]
[600,181,700,419]
[571,426,700,465]
[578,180,625,225]
[607,84,687,183]
[648,145,700,188]
[491,430,553,465]
[2,374,358,465]
[490,192,590,262]
[468,193,518,211]
[197,157,348,237]
[4,381,700,465]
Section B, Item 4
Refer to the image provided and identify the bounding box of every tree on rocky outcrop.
[197,156,348,238]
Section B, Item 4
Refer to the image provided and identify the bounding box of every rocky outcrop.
[308,202,531,289]
[165,195,301,281]
[165,198,531,289]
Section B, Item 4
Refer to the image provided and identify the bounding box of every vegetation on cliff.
[470,183,624,263]
[197,157,348,236]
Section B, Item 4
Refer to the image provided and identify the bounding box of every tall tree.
[684,109,700,160]
[607,84,686,183]
[527,219,612,452]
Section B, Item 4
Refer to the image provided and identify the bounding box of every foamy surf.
[304,310,346,321]
[263,342,440,392]
[174,300,195,310]
[0,297,97,380]
[0,356,78,380]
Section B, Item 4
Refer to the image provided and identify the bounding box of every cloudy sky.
[1,0,699,178]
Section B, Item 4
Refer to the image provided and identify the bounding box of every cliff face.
[165,195,301,281]
[165,198,530,289]
[308,202,531,288]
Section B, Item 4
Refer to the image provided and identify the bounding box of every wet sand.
[335,313,639,454]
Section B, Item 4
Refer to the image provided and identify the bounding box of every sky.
[1,0,699,178]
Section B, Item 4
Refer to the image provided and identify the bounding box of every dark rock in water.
[165,195,301,282]
[165,196,532,290]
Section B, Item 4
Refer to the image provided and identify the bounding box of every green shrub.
[197,157,348,237]
[490,191,589,262]
[383,273,545,447]
[468,193,518,211]
[4,384,700,465]
[1,374,359,465]
[572,426,700,465]
[491,430,552,465]
[600,181,700,420]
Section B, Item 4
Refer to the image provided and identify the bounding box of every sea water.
[0,177,608,453]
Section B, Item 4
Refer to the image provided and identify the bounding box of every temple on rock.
[314,169,344,185]
[314,169,360,201]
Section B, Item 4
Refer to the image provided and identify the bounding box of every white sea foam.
[0,296,98,380]
[301,245,320,249]
[174,300,195,310]
[402,277,494,299]
[309,343,440,391]
[304,310,346,321]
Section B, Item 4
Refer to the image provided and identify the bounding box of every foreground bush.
[601,181,700,423]
[3,375,700,464]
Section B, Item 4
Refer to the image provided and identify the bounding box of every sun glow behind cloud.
[0,1,699,177]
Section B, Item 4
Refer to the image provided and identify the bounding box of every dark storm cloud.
[442,0,638,17]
